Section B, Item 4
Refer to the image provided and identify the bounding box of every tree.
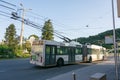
[4,24,18,52]
[41,19,54,40]
[28,34,39,40]
[24,40,31,54]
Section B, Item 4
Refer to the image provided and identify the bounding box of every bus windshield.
[31,40,44,54]
[31,45,43,54]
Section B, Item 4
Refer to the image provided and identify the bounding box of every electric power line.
[0,4,16,11]
[0,1,75,41]
[0,0,16,7]
[0,10,11,15]
[0,0,113,39]
[0,13,11,18]
[29,12,48,21]
[1,0,110,41]
[13,14,71,42]
[28,11,71,30]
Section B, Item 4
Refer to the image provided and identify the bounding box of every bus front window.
[31,45,43,54]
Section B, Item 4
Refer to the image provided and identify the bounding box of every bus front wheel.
[102,56,104,61]
[57,58,64,67]
[89,56,92,63]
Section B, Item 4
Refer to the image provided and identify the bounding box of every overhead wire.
[0,13,11,18]
[0,0,83,41]
[0,10,11,15]
[0,4,16,11]
[0,0,17,19]
[21,11,70,40]
[0,0,113,37]
[29,11,48,21]
[0,0,16,7]
[26,10,108,38]
[26,11,69,36]
[0,1,80,41]
[28,11,69,30]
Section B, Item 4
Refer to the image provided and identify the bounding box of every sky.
[0,0,120,42]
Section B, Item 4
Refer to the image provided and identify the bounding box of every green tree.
[28,34,39,40]
[24,40,31,53]
[4,24,18,53]
[41,19,54,40]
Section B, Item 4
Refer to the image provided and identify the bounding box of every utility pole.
[20,7,25,48]
[111,0,118,80]
[19,3,32,48]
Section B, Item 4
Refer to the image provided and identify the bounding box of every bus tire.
[57,58,64,67]
[89,56,92,63]
[102,56,104,61]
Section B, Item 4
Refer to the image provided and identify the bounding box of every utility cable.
[0,10,11,15]
[0,0,16,7]
[0,13,11,18]
[0,4,16,11]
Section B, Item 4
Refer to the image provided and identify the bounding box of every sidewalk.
[48,59,120,80]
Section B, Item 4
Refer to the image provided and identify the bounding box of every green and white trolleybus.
[85,44,106,62]
[30,40,83,67]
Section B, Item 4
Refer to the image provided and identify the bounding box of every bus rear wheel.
[57,58,64,67]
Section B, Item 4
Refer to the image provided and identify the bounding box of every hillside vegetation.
[76,28,120,49]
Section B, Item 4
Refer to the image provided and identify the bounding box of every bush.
[15,48,30,58]
[0,44,14,58]
[22,53,30,58]
[0,44,30,58]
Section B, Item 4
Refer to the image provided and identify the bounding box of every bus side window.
[57,47,63,55]
[57,48,59,54]
[75,48,81,54]
[88,48,91,54]
[59,47,68,55]
[62,47,68,54]
[51,46,55,54]
[75,48,78,54]
[60,49,63,54]
[59,47,63,54]
[46,46,50,54]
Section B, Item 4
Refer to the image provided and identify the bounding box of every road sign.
[117,0,120,17]
[105,36,113,44]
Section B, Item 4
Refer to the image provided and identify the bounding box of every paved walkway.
[48,58,120,80]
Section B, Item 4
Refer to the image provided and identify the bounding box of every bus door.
[45,45,56,65]
[82,45,88,62]
[68,47,75,63]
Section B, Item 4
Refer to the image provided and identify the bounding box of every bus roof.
[87,44,106,50]
[33,40,82,47]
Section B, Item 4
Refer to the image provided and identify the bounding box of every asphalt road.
[48,56,117,80]
[0,58,93,80]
